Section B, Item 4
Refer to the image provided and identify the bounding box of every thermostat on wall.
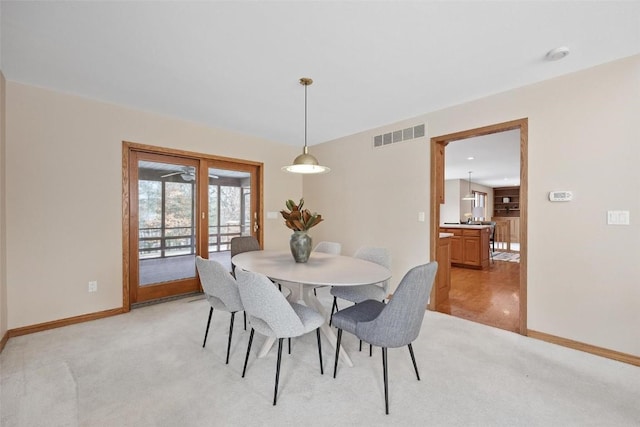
[549,191,573,202]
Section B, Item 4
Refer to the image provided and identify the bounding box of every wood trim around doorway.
[429,118,528,334]
[122,141,264,311]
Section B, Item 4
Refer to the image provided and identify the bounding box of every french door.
[124,143,262,307]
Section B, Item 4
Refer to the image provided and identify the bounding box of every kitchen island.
[439,224,492,270]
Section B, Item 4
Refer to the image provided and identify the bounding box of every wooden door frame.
[122,141,264,311]
[128,150,202,304]
[429,118,528,335]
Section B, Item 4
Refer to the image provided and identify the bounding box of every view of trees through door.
[138,161,198,286]
[124,143,262,307]
[206,166,254,269]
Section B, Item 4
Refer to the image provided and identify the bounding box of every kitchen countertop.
[440,224,492,229]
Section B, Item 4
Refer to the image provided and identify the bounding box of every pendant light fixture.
[462,171,475,200]
[282,77,330,174]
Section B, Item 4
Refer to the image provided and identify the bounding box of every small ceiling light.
[282,78,330,174]
[462,171,475,200]
[467,156,475,160]
[546,46,570,61]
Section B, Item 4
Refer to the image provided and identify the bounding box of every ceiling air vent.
[373,123,426,149]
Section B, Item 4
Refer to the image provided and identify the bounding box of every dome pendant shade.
[282,146,330,174]
[282,77,330,174]
[462,171,475,200]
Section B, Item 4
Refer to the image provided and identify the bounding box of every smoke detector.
[546,47,570,61]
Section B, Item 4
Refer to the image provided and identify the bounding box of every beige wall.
[308,55,640,356]
[5,82,301,329]
[305,116,431,298]
[1,71,7,340]
[3,55,639,357]
[441,180,461,223]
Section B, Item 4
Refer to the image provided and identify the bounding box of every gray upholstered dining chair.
[312,241,342,295]
[313,241,342,255]
[195,256,244,365]
[231,235,284,294]
[230,235,261,328]
[331,262,438,414]
[330,246,391,325]
[230,236,260,276]
[235,268,325,406]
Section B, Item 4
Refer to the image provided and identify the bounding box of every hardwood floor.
[436,260,520,333]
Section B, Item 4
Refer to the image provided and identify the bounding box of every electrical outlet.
[88,281,98,292]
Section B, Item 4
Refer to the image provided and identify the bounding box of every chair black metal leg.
[382,347,389,415]
[329,297,338,326]
[359,340,362,351]
[333,329,342,378]
[242,328,255,378]
[313,287,317,296]
[408,343,420,380]
[243,311,247,331]
[225,312,236,364]
[202,307,213,348]
[288,338,291,354]
[274,338,284,406]
[316,328,324,374]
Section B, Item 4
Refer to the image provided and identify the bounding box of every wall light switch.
[267,211,278,220]
[607,210,630,225]
[418,212,425,222]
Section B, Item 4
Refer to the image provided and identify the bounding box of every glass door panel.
[205,165,257,271]
[125,144,262,307]
[131,153,200,304]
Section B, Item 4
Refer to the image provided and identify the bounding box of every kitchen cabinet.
[439,225,491,269]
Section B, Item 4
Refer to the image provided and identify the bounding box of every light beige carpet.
[1,288,639,426]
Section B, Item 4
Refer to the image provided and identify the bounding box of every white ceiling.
[2,2,639,180]
[445,130,521,188]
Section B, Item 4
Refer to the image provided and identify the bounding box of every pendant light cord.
[304,82,308,149]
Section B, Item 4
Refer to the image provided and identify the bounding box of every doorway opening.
[430,119,528,334]
[122,142,263,310]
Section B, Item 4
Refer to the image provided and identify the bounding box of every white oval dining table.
[232,250,392,367]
